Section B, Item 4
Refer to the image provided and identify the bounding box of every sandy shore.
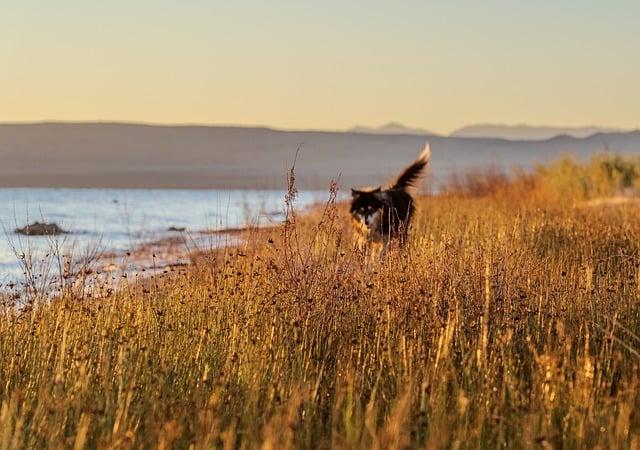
[95,226,259,275]
[0,226,271,302]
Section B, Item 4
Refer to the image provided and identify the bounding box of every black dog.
[350,144,430,254]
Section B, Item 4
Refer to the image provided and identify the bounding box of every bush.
[535,153,640,200]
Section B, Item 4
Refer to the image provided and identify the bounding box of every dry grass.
[2,165,640,449]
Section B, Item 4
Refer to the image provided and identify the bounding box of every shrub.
[535,153,640,200]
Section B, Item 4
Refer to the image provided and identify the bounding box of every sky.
[1,1,639,135]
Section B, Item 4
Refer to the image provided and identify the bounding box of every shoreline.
[0,187,333,297]
[98,225,265,272]
[0,224,277,301]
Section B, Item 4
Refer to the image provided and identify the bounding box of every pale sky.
[2,1,639,135]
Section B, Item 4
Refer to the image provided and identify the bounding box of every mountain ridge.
[451,123,627,141]
[1,122,639,190]
[347,122,432,136]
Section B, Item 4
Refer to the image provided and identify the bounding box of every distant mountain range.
[348,122,631,141]
[348,122,431,136]
[1,122,639,190]
[450,124,626,141]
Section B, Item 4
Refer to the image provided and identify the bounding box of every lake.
[0,188,334,285]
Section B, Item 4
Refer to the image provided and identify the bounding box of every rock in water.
[15,222,67,236]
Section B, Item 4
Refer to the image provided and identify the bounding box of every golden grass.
[2,174,640,449]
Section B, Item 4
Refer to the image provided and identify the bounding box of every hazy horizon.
[0,119,640,139]
[3,1,639,135]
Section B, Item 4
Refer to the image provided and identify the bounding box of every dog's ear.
[351,188,363,197]
[373,188,389,203]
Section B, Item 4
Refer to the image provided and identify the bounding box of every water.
[0,188,333,285]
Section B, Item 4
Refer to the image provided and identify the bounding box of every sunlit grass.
[2,158,640,448]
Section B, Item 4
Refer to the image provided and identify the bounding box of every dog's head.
[350,187,383,228]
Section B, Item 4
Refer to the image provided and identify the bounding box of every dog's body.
[350,144,430,254]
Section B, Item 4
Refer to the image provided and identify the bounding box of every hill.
[348,122,432,136]
[1,122,639,190]
[451,123,626,141]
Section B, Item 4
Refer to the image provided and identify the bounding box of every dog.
[350,143,430,255]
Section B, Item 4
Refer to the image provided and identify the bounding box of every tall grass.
[2,158,640,448]
[535,153,640,200]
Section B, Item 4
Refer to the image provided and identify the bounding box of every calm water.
[0,188,333,284]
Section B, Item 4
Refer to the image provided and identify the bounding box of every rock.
[167,226,186,232]
[15,222,67,236]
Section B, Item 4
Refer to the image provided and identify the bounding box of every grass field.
[2,155,640,449]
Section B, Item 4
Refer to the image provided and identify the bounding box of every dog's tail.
[391,142,431,190]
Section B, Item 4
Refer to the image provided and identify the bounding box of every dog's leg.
[379,235,390,258]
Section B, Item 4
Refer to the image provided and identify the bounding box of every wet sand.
[0,226,271,302]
